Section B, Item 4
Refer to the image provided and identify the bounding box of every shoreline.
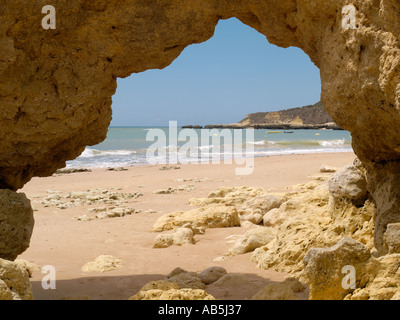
[183,123,343,130]
[65,148,354,171]
[19,152,356,300]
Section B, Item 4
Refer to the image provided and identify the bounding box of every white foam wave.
[318,139,347,147]
[79,148,137,158]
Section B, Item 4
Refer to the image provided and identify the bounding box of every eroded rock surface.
[81,255,124,273]
[0,258,33,300]
[0,190,34,261]
[129,280,215,300]
[252,277,308,300]
[328,159,368,207]
[301,237,373,300]
[301,237,400,301]
[153,228,195,248]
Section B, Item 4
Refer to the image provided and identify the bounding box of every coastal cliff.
[237,101,338,128]
[185,102,342,130]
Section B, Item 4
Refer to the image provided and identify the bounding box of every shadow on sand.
[29,272,304,300]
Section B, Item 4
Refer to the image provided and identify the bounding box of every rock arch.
[1,0,400,253]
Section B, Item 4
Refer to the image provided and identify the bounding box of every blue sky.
[111,18,321,127]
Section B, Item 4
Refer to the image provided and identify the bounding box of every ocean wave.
[246,140,281,146]
[247,140,266,146]
[68,146,354,168]
[269,139,350,147]
[318,139,348,147]
[68,135,353,169]
[79,148,137,158]
[197,145,214,151]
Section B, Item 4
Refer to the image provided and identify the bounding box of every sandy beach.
[18,152,356,300]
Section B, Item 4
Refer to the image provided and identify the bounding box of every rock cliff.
[238,101,336,127]
[188,102,342,129]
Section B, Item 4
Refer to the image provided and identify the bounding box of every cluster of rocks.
[251,159,400,300]
[148,158,400,300]
[40,188,143,210]
[151,186,284,249]
[153,184,196,194]
[54,168,92,175]
[74,207,143,221]
[0,190,36,300]
[0,258,34,300]
[2,158,400,300]
[159,166,180,171]
[175,177,209,183]
[250,160,374,276]
[152,205,241,234]
[34,188,147,222]
[106,167,128,172]
[129,267,226,300]
[130,266,307,300]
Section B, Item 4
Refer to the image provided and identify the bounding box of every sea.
[66,127,353,169]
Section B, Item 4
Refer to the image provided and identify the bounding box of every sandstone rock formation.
[227,227,276,255]
[81,255,124,273]
[262,208,285,227]
[301,237,400,300]
[153,228,195,248]
[252,277,308,300]
[238,102,334,127]
[211,273,249,288]
[14,259,41,278]
[165,268,206,290]
[301,237,373,300]
[320,165,338,173]
[0,258,33,300]
[206,101,341,130]
[129,280,215,300]
[328,159,368,207]
[383,223,400,254]
[252,174,375,275]
[198,266,227,285]
[152,205,241,233]
[0,190,34,261]
[129,267,233,300]
[153,186,284,233]
[147,165,400,300]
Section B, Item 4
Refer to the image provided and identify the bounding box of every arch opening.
[67,18,349,170]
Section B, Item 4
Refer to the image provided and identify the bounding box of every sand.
[18,152,356,300]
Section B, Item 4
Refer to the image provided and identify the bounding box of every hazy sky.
[110,18,321,127]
